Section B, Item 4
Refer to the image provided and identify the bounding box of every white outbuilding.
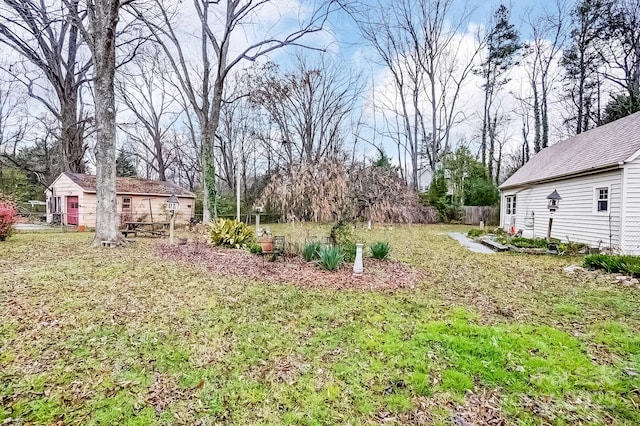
[499,111,640,254]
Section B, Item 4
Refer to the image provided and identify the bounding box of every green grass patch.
[1,227,639,424]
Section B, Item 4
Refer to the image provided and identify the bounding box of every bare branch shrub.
[259,160,435,224]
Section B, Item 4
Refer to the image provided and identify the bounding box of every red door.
[67,196,79,225]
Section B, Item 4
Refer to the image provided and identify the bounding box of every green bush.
[249,243,263,255]
[467,228,485,238]
[584,254,640,277]
[340,241,357,262]
[209,218,255,249]
[510,237,548,249]
[330,219,357,262]
[558,241,589,255]
[318,245,344,271]
[302,242,322,262]
[370,242,390,260]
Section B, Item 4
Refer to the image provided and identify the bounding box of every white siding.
[500,170,623,249]
[622,158,640,254]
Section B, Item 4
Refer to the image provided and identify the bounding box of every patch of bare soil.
[154,242,425,291]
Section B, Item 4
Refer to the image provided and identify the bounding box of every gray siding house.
[499,111,640,254]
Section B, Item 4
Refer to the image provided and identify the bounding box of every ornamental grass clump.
[370,242,391,260]
[584,254,640,277]
[302,242,322,262]
[318,245,344,271]
[0,200,16,241]
[209,218,255,249]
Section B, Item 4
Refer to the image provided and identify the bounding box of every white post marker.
[166,193,179,245]
[353,243,364,277]
[169,214,175,245]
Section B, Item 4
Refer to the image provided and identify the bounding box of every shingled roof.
[500,111,640,189]
[63,173,196,197]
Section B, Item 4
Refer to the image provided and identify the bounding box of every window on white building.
[596,187,608,212]
[506,195,516,215]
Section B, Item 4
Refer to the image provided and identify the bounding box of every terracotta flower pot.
[260,238,273,252]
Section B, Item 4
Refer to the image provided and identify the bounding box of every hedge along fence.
[463,206,499,226]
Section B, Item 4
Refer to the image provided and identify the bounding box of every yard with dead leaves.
[1,224,639,425]
[155,241,423,291]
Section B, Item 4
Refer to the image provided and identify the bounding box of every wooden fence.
[463,206,499,225]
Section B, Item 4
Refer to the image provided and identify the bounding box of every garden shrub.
[0,200,16,241]
[467,228,485,238]
[584,254,640,277]
[558,241,589,255]
[249,243,263,255]
[340,241,357,262]
[370,242,390,260]
[510,237,548,249]
[318,245,344,271]
[330,219,357,262]
[209,218,255,249]
[302,242,322,262]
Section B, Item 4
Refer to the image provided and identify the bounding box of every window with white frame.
[596,187,609,212]
[506,195,516,215]
[122,197,132,211]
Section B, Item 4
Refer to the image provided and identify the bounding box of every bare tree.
[562,0,611,134]
[250,57,362,168]
[0,0,92,173]
[0,76,26,160]
[522,0,568,151]
[355,0,482,189]
[66,0,134,246]
[137,0,341,222]
[600,0,640,119]
[117,47,179,181]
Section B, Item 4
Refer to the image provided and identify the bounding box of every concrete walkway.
[448,232,496,254]
[13,223,56,231]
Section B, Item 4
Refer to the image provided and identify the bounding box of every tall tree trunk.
[90,0,120,246]
[532,84,541,153]
[488,114,496,183]
[154,138,166,181]
[481,82,490,167]
[541,79,549,149]
[60,98,86,173]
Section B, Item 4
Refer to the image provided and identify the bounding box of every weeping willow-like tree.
[259,159,433,223]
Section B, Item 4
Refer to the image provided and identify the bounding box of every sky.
[0,0,580,179]
[309,0,573,167]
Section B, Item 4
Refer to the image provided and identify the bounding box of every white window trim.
[122,196,132,211]
[593,185,610,214]
[505,195,516,215]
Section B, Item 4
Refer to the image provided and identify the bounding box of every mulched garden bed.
[155,241,425,291]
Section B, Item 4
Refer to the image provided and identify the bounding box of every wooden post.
[546,215,553,243]
[169,213,175,245]
[255,212,260,236]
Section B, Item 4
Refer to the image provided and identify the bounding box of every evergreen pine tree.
[116,150,137,178]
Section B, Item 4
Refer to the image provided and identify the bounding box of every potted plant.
[258,227,273,252]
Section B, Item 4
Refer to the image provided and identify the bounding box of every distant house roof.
[60,173,196,197]
[500,111,640,189]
